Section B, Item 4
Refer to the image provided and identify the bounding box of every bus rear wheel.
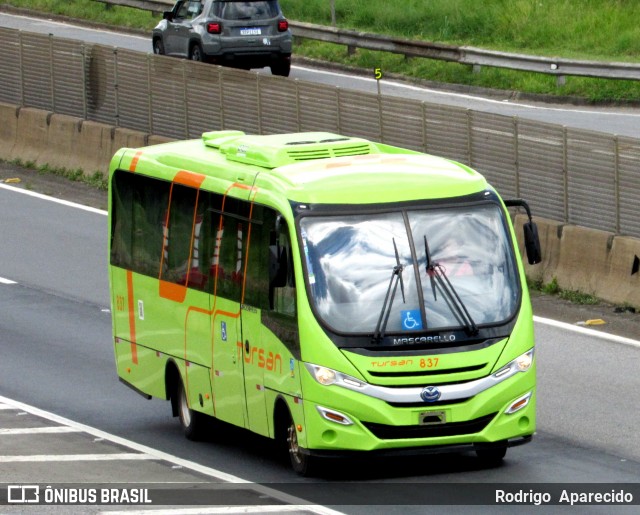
[176,380,206,441]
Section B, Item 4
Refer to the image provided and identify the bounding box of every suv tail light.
[278,20,289,32]
[207,22,222,34]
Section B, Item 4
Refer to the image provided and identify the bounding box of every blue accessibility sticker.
[401,310,423,331]
[221,321,227,341]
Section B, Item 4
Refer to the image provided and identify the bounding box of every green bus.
[108,130,541,475]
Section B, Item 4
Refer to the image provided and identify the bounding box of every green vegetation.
[529,277,600,306]
[4,0,157,30]
[4,158,108,190]
[4,0,640,101]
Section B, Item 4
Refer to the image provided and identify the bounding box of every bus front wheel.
[476,444,507,465]
[285,416,319,476]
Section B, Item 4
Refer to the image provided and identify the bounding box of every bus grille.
[362,412,497,440]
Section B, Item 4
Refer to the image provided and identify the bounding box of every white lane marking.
[108,507,312,515]
[534,315,640,349]
[293,65,640,117]
[0,395,344,515]
[0,183,107,215]
[0,404,17,410]
[0,276,17,284]
[0,12,148,40]
[0,453,155,462]
[0,426,82,435]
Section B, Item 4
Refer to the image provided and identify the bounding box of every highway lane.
[1,11,640,138]
[1,183,640,514]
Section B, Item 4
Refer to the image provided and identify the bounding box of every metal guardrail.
[96,0,172,13]
[1,26,640,239]
[95,0,640,81]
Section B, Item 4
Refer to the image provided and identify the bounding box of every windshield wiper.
[424,236,478,336]
[372,238,406,343]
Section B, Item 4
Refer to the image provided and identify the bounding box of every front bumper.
[297,366,536,454]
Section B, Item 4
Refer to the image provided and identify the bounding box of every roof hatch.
[202,131,378,169]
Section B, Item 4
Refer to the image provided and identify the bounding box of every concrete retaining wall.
[514,215,640,308]
[1,102,639,308]
[0,102,172,174]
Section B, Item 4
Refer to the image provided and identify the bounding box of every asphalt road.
[1,10,640,138]
[1,172,640,512]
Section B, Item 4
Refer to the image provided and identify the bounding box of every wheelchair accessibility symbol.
[401,310,423,331]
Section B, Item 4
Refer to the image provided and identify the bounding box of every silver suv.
[153,0,293,76]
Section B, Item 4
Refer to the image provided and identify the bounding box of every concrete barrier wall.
[1,102,639,309]
[514,214,640,308]
[0,102,173,174]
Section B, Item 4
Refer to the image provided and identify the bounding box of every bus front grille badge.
[420,386,441,402]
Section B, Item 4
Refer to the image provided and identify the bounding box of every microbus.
[108,130,541,475]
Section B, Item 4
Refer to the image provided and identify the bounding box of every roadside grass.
[3,158,108,190]
[4,0,640,102]
[529,277,600,306]
[5,0,157,30]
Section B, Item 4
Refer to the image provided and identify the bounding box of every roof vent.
[220,132,377,168]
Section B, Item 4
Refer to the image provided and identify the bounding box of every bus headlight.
[493,348,535,378]
[304,363,364,388]
[312,366,336,385]
[515,350,534,371]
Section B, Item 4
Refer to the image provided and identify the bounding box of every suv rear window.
[212,1,280,20]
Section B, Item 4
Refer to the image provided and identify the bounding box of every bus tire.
[176,380,206,441]
[285,413,318,476]
[476,444,507,465]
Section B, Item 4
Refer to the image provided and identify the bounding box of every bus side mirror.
[523,221,542,265]
[504,198,542,265]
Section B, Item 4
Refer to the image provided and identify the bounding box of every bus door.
[140,175,217,418]
[241,208,296,437]
[210,196,251,428]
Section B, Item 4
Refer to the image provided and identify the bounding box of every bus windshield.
[298,201,520,336]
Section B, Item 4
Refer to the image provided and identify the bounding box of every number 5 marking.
[374,67,383,80]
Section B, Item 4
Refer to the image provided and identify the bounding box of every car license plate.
[240,27,261,36]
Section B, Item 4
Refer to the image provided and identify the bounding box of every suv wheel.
[153,38,165,55]
[270,57,291,77]
[190,43,205,62]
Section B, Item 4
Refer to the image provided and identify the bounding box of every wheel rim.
[191,47,202,61]
[179,386,191,428]
[153,42,160,54]
[287,423,303,466]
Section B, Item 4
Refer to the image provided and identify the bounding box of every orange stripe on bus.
[159,280,187,303]
[226,182,252,194]
[129,151,143,172]
[126,270,138,365]
[174,170,206,189]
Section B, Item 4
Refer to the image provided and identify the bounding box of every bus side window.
[160,184,199,286]
[269,215,296,316]
[110,171,169,278]
[216,197,250,303]
[243,207,295,317]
